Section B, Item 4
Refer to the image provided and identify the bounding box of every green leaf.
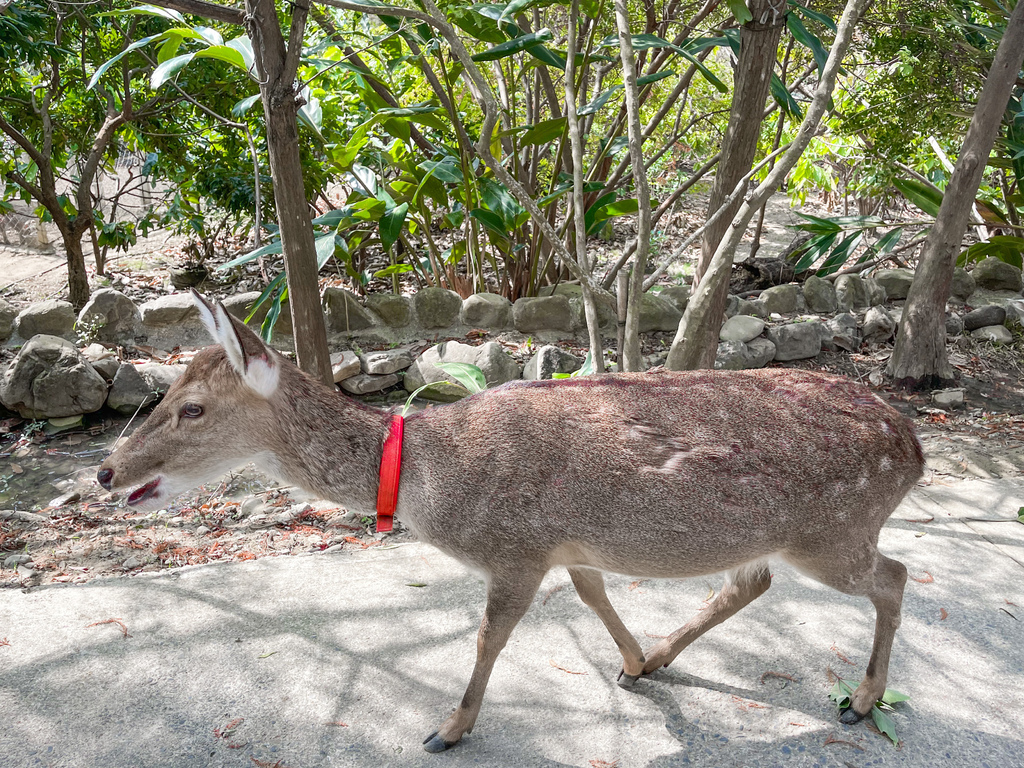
[794,212,844,233]
[151,52,196,88]
[579,85,622,116]
[881,689,911,705]
[450,8,507,44]
[379,202,409,252]
[828,679,856,709]
[472,29,554,62]
[816,231,863,276]
[232,94,261,117]
[418,158,463,184]
[260,287,284,343]
[521,117,567,146]
[893,178,943,217]
[787,13,829,74]
[121,4,186,23]
[436,362,487,393]
[217,240,283,271]
[957,236,1024,269]
[867,227,904,259]
[470,208,508,236]
[871,706,899,746]
[88,33,167,90]
[770,73,803,118]
[726,0,753,24]
[788,1,837,32]
[584,190,616,234]
[792,231,838,272]
[194,44,248,71]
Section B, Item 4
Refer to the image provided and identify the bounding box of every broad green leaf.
[450,8,507,44]
[787,13,829,74]
[315,233,337,268]
[527,44,566,70]
[794,212,844,233]
[121,4,186,23]
[374,263,414,277]
[151,52,196,88]
[870,706,899,746]
[521,117,566,146]
[232,94,261,117]
[226,36,255,72]
[418,158,464,184]
[599,198,640,217]
[726,0,753,24]
[881,689,911,704]
[828,679,856,709]
[245,271,286,323]
[867,227,904,259]
[194,44,248,71]
[88,33,167,90]
[957,236,1024,269]
[472,29,554,62]
[816,231,863,276]
[893,178,943,217]
[379,202,409,252]
[470,208,508,236]
[770,73,803,118]
[788,1,837,31]
[260,287,284,342]
[497,0,540,26]
[584,190,616,234]
[436,362,487,393]
[792,232,838,272]
[218,240,282,271]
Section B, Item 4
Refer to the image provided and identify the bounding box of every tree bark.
[689,0,785,369]
[244,0,333,386]
[614,0,653,372]
[666,0,870,372]
[887,0,1024,389]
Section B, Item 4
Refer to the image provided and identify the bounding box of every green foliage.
[790,214,904,276]
[828,678,909,747]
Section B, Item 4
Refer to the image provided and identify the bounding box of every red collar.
[376,414,404,532]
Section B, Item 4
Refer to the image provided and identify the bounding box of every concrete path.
[2,478,1023,768]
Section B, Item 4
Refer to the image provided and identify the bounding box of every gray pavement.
[2,478,1023,768]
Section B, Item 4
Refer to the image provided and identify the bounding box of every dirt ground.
[2,197,1023,590]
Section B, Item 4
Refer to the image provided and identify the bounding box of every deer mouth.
[127,477,162,507]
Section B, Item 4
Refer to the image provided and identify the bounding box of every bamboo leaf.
[893,178,944,217]
[472,29,554,62]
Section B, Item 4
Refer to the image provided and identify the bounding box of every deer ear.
[191,290,280,398]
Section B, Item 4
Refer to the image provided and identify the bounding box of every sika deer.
[97,293,923,752]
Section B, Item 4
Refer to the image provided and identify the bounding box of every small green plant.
[828,678,909,746]
[401,362,487,416]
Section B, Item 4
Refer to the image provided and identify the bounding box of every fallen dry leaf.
[10,464,22,474]
[823,733,864,751]
[911,571,935,584]
[940,608,948,620]
[549,659,588,675]
[86,618,130,638]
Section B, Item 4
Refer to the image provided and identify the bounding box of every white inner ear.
[214,303,247,378]
[194,292,220,340]
[244,355,281,399]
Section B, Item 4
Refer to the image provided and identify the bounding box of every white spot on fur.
[880,456,892,471]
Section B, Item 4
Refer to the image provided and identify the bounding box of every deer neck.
[265,370,391,516]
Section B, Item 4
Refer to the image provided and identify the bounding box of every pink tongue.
[128,478,160,505]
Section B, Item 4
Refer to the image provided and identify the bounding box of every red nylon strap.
[376,414,404,533]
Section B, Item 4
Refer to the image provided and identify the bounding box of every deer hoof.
[423,731,458,753]
[839,706,866,725]
[616,669,641,689]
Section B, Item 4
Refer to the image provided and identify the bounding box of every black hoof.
[423,730,457,753]
[839,706,867,724]
[617,669,641,689]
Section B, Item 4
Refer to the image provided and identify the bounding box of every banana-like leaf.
[379,203,409,253]
[436,362,487,393]
[893,177,943,217]
[471,29,554,62]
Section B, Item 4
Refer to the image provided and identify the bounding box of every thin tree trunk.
[63,231,91,309]
[244,0,332,386]
[614,0,653,372]
[666,0,870,371]
[690,0,785,362]
[565,0,605,370]
[888,0,1024,389]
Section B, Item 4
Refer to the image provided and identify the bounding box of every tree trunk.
[666,0,871,372]
[244,0,332,386]
[63,230,91,310]
[688,0,785,369]
[888,0,1024,389]
[615,0,653,372]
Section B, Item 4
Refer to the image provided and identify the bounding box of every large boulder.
[323,287,376,332]
[719,315,765,343]
[0,335,107,418]
[861,306,896,344]
[873,269,915,300]
[0,298,17,341]
[714,338,776,370]
[802,276,837,314]
[523,345,582,380]
[826,312,860,352]
[759,284,800,314]
[638,293,683,332]
[81,343,120,380]
[13,299,76,340]
[139,293,200,326]
[963,304,1006,332]
[404,341,521,399]
[359,347,415,375]
[106,363,158,415]
[834,274,869,312]
[972,257,1022,292]
[414,287,462,329]
[950,267,977,301]
[971,325,1013,344]
[513,296,572,332]
[657,284,690,313]
[767,321,824,361]
[77,289,140,344]
[461,293,513,329]
[365,293,412,328]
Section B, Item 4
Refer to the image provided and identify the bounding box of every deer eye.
[180,403,204,419]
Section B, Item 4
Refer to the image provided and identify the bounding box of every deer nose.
[97,468,114,490]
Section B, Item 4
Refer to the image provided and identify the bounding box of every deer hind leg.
[783,546,907,722]
[423,568,546,753]
[567,567,646,686]
[642,563,772,675]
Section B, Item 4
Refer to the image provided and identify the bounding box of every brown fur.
[99,315,922,752]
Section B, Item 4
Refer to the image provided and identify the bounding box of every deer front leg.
[567,567,646,686]
[423,569,546,753]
